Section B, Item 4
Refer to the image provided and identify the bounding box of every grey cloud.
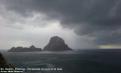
[1,0,121,45]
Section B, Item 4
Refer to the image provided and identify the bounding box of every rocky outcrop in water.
[8,45,42,52]
[43,36,72,51]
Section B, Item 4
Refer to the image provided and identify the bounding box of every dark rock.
[30,45,36,49]
[0,53,7,67]
[43,36,72,51]
[0,53,14,68]
[8,45,42,52]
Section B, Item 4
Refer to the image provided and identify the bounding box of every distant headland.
[8,36,72,52]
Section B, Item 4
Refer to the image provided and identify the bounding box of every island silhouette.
[8,36,72,52]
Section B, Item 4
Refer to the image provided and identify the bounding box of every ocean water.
[1,49,121,73]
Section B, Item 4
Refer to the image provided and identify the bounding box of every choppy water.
[1,49,121,73]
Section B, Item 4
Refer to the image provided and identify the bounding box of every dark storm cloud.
[1,0,121,45]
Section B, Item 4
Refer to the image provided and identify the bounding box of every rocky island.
[8,45,42,52]
[8,36,72,52]
[43,36,72,51]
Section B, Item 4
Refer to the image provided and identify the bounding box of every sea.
[1,49,121,73]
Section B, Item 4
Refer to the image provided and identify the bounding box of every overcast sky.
[0,0,121,50]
